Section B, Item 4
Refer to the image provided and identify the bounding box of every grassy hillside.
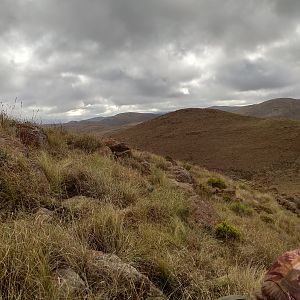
[0,115,300,299]
[113,108,300,197]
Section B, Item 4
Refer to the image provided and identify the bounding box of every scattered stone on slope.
[189,195,220,229]
[35,208,54,223]
[86,250,165,299]
[17,123,48,147]
[54,268,87,296]
[170,166,194,184]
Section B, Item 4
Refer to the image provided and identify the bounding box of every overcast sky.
[1,0,300,121]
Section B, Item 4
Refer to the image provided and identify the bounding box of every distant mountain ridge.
[63,112,162,135]
[212,98,300,120]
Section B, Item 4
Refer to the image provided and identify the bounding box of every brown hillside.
[113,108,300,196]
[62,112,160,135]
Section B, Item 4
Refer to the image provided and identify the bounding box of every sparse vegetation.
[0,117,300,299]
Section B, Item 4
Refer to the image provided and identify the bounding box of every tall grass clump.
[75,205,130,255]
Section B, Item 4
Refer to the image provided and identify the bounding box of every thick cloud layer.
[0,0,300,121]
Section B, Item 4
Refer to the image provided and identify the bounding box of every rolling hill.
[113,108,300,196]
[213,98,300,120]
[63,112,161,135]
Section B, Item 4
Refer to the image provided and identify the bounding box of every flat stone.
[55,268,87,295]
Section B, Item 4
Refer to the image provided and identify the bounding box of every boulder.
[86,250,165,299]
[55,268,87,296]
[105,139,130,153]
[169,179,195,194]
[104,139,132,159]
[260,248,300,300]
[17,123,48,147]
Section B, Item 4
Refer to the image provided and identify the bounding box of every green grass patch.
[215,221,241,240]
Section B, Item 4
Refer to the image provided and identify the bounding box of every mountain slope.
[213,98,300,120]
[113,108,300,196]
[63,112,161,135]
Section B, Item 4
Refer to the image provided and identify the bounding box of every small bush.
[207,177,227,189]
[230,202,254,216]
[215,221,241,240]
[260,215,275,224]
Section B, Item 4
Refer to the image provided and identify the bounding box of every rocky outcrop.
[104,139,132,159]
[171,166,194,184]
[17,123,48,147]
[86,250,165,299]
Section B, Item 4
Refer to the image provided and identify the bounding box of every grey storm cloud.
[0,0,300,121]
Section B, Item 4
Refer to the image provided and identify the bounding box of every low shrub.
[207,177,227,189]
[215,221,241,240]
